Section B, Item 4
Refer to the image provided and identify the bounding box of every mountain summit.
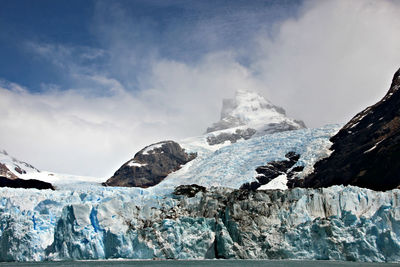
[205,90,306,145]
[207,90,306,133]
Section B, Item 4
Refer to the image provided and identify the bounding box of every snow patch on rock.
[127,160,148,168]
[142,143,165,155]
[258,174,288,190]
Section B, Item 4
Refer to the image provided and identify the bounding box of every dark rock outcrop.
[103,141,197,188]
[0,176,54,190]
[240,151,301,190]
[261,122,304,135]
[206,128,256,145]
[291,68,400,191]
[173,184,206,198]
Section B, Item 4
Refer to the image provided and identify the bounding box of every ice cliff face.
[205,90,305,145]
[1,185,400,262]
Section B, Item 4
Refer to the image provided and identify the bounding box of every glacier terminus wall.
[1,185,400,262]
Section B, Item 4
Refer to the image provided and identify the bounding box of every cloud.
[26,42,106,71]
[254,0,400,126]
[0,51,259,176]
[1,0,400,176]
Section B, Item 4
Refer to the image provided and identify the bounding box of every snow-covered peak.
[228,89,286,124]
[0,149,40,177]
[206,90,306,142]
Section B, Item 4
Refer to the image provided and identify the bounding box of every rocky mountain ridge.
[0,150,54,190]
[291,68,400,191]
[0,150,40,176]
[103,141,197,188]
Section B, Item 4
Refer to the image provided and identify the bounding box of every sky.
[1,0,400,177]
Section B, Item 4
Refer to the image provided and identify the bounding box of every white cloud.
[0,52,259,177]
[254,0,400,127]
[1,0,400,177]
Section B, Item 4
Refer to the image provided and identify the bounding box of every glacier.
[1,124,400,262]
[1,185,400,262]
[161,124,340,190]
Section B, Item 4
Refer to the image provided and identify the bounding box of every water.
[0,260,398,267]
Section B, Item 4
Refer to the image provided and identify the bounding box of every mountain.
[0,150,40,177]
[104,90,308,188]
[0,150,54,190]
[103,141,197,188]
[205,90,306,145]
[0,149,105,189]
[291,68,400,191]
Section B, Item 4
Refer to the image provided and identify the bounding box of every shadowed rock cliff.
[291,68,400,191]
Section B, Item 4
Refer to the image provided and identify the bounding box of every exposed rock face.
[205,90,306,145]
[0,163,18,180]
[0,176,54,190]
[173,184,206,198]
[240,152,300,190]
[206,128,256,145]
[261,122,304,134]
[292,68,400,191]
[104,141,197,188]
